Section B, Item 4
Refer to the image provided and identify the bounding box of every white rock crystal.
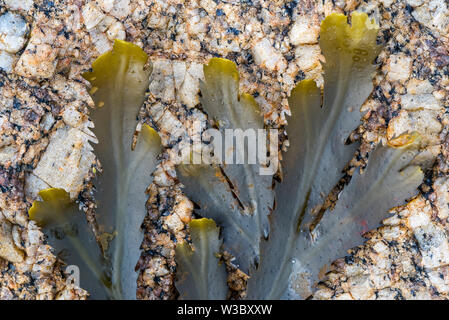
[0,12,28,53]
[401,93,442,111]
[289,15,320,45]
[106,21,126,41]
[31,126,96,198]
[89,28,112,54]
[294,45,321,71]
[253,38,287,72]
[385,53,413,82]
[0,50,14,72]
[82,2,105,30]
[97,0,115,13]
[110,0,131,20]
[4,0,34,12]
[0,219,24,263]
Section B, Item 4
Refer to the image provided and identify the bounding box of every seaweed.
[27,13,426,300]
[177,58,275,275]
[30,40,162,299]
[29,188,73,227]
[174,12,424,300]
[175,218,228,300]
[29,188,110,298]
[246,12,422,299]
[246,135,423,299]
[83,40,162,299]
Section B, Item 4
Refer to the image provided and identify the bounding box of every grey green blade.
[175,218,228,300]
[177,58,274,274]
[83,40,162,299]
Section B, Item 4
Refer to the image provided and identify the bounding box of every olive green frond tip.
[175,217,227,300]
[291,79,320,97]
[175,219,219,255]
[321,11,379,42]
[82,40,148,85]
[110,39,148,61]
[140,124,161,147]
[189,218,219,232]
[29,188,73,227]
[320,12,381,64]
[204,57,239,82]
[240,92,260,113]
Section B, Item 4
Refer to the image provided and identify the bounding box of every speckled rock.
[0,214,24,263]
[0,0,95,300]
[0,0,447,301]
